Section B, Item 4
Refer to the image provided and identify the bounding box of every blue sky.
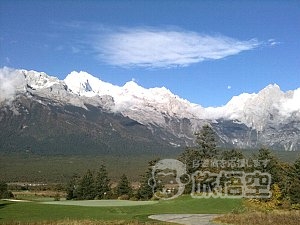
[1,0,299,107]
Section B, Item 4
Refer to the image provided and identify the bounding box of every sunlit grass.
[0,219,172,225]
[41,200,158,207]
[214,210,300,225]
[0,196,242,223]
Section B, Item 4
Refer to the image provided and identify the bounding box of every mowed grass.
[0,196,242,223]
[41,200,158,207]
[0,219,172,225]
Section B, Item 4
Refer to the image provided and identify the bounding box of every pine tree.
[255,148,282,184]
[195,124,218,159]
[178,125,218,193]
[116,174,132,199]
[136,159,158,200]
[288,157,300,204]
[221,149,244,160]
[77,169,95,200]
[221,149,244,170]
[66,174,79,200]
[178,147,201,174]
[95,165,111,199]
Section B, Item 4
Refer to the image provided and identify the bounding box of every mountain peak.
[122,80,145,94]
[1,67,300,151]
[1,67,300,127]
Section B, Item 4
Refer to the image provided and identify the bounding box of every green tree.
[66,174,79,200]
[77,169,95,200]
[0,181,13,199]
[254,148,282,184]
[252,148,293,200]
[95,165,111,199]
[288,157,300,204]
[116,174,132,199]
[178,125,218,194]
[221,149,244,160]
[178,148,201,174]
[195,124,218,159]
[136,159,158,200]
[178,125,218,173]
[220,149,245,170]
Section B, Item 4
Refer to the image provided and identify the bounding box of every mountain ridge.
[0,67,299,152]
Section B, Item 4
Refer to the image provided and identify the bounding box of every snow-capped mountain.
[64,71,205,121]
[0,67,299,153]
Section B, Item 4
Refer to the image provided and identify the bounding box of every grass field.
[0,195,242,223]
[0,154,179,182]
[1,150,299,183]
[41,200,158,207]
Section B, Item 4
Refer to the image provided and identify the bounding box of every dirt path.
[148,214,221,225]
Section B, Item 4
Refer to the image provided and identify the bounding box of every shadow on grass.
[0,203,7,220]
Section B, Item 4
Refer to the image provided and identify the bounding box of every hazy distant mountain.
[0,67,299,154]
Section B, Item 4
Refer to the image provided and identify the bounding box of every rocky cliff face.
[0,67,299,153]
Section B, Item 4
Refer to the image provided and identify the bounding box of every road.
[148,214,221,225]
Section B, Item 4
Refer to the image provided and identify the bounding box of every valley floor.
[0,195,241,224]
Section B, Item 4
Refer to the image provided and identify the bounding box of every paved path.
[149,214,221,225]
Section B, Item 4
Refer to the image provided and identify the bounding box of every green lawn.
[41,200,158,207]
[0,196,242,223]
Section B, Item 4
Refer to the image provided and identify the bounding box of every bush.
[118,194,130,200]
[0,181,14,199]
[54,193,60,201]
[291,203,300,210]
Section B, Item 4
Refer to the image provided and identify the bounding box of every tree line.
[65,125,300,205]
[66,163,155,200]
[1,125,300,206]
[178,124,300,206]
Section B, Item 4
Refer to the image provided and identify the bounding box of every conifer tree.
[255,148,282,184]
[77,169,95,200]
[178,125,219,173]
[195,124,218,159]
[116,174,132,198]
[288,157,300,204]
[178,125,218,193]
[95,165,111,199]
[136,159,159,200]
[66,174,79,200]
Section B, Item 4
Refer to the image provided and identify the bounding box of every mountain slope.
[0,67,299,153]
[0,94,178,155]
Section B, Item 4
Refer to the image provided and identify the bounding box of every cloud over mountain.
[0,67,25,102]
[1,67,300,151]
[91,27,261,68]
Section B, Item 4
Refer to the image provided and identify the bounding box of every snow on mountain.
[1,67,300,132]
[1,67,300,150]
[24,70,61,89]
[209,84,300,131]
[64,71,206,125]
[207,84,284,131]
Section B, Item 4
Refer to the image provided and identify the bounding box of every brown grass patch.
[214,210,300,225]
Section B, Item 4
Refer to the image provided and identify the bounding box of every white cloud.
[0,67,25,103]
[280,88,300,117]
[227,85,232,90]
[267,39,280,46]
[91,28,261,68]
